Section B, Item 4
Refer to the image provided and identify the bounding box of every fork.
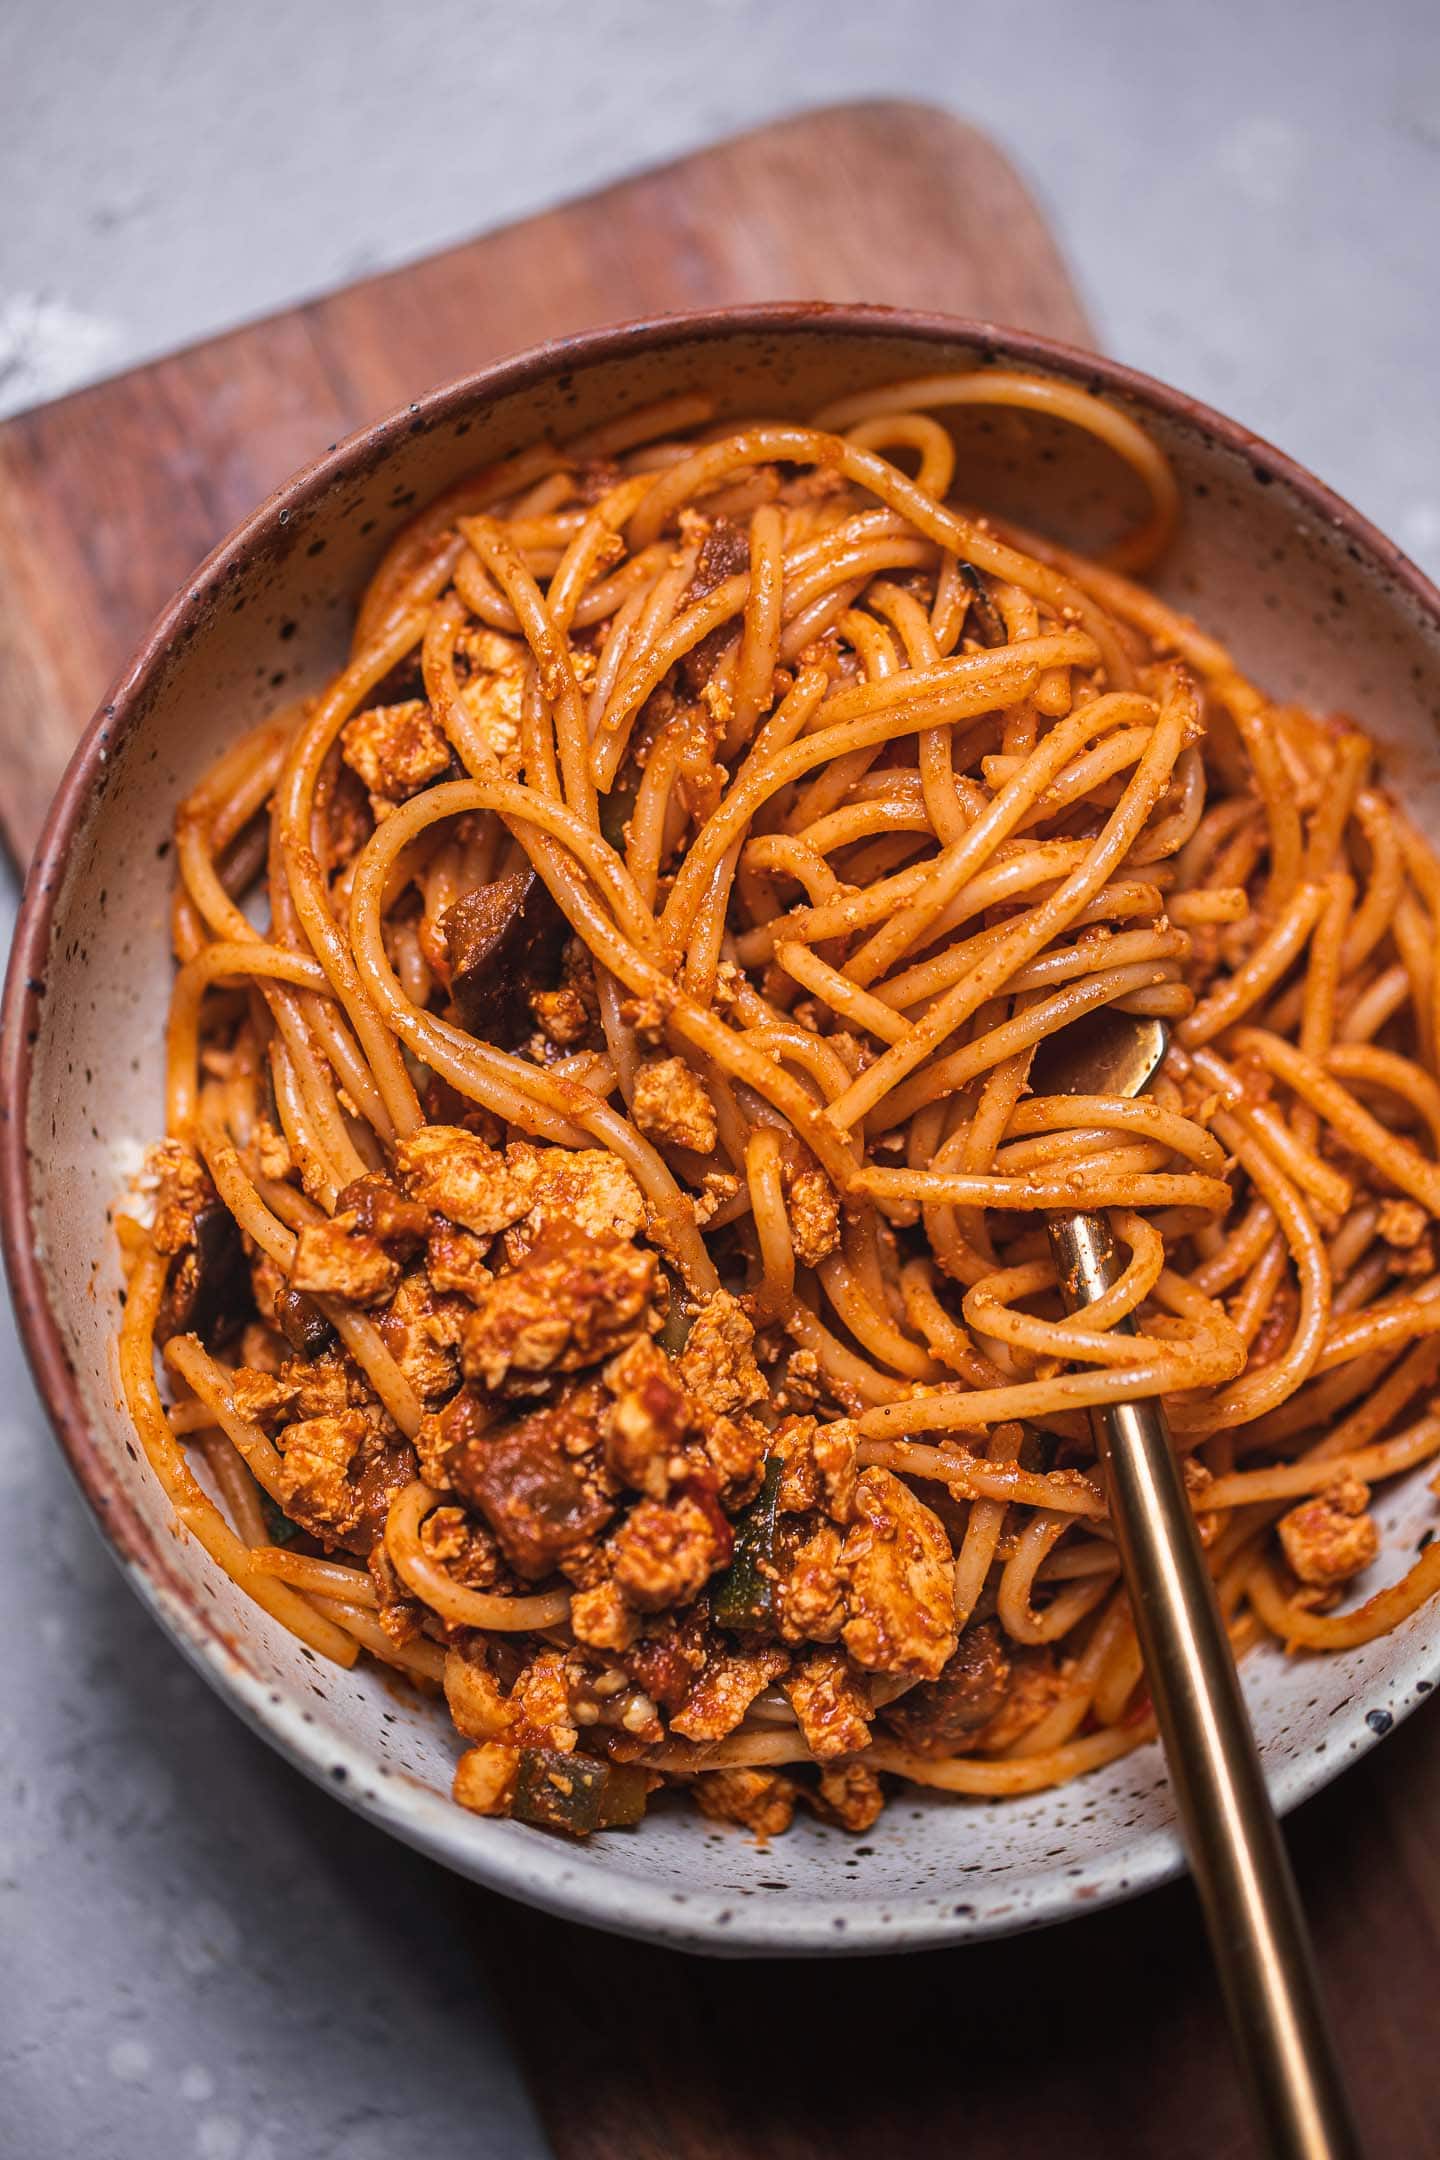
[1033,1004,1361,2160]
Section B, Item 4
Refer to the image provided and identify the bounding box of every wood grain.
[484,1698,1440,2159]
[0,98,1089,862]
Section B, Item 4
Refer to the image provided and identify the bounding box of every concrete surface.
[2,1,1439,2153]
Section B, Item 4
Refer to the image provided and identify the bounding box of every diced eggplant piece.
[443,867,566,1043]
[599,777,639,853]
[880,1619,1012,1755]
[680,623,737,695]
[685,515,750,603]
[334,1171,431,1251]
[447,1390,614,1579]
[275,1285,335,1359]
[365,649,427,707]
[159,1201,251,1345]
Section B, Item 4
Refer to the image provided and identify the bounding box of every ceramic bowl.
[7,306,1440,1956]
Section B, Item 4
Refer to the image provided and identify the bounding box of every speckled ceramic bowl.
[6,306,1440,1956]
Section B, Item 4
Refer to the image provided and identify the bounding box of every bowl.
[7,304,1440,1957]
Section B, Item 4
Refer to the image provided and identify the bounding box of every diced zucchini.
[657,1278,695,1356]
[595,1763,650,1829]
[261,1494,304,1546]
[711,1454,782,1634]
[512,1748,650,1835]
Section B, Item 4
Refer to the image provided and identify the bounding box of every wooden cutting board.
[0,98,1089,864]
[4,96,1434,2160]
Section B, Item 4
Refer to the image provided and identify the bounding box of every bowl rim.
[6,298,1440,1956]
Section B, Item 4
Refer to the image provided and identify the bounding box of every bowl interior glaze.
[10,309,1440,1955]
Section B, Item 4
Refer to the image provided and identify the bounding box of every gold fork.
[1033,1005,1361,2160]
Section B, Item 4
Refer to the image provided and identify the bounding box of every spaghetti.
[118,372,1440,1841]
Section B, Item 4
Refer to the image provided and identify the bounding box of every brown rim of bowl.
[7,295,1440,1767]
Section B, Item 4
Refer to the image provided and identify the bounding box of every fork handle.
[1048,1208,1361,2160]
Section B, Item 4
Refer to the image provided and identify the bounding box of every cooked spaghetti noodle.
[118,372,1440,1841]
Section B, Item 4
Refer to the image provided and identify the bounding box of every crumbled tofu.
[701,677,733,731]
[774,1415,823,1512]
[1278,1474,1380,1587]
[459,626,527,674]
[460,1229,660,1388]
[145,1140,212,1255]
[420,1503,507,1587]
[394,1125,532,1236]
[631,1056,718,1154]
[340,699,451,804]
[254,1118,294,1183]
[226,1365,299,1427]
[610,1494,727,1611]
[1389,1233,1435,1279]
[504,1142,647,1258]
[669,1647,789,1743]
[711,960,745,1011]
[290,1218,401,1307]
[692,1767,799,1839]
[276,1410,367,1531]
[690,1169,741,1227]
[456,628,527,773]
[840,1467,958,1681]
[528,987,586,1046]
[784,1158,841,1268]
[271,1391,414,1554]
[453,1742,520,1818]
[774,1519,847,1644]
[618,994,667,1045]
[774,1414,858,1520]
[509,1650,580,1751]
[813,1421,859,1522]
[570,1579,639,1652]
[375,1269,463,1402]
[677,1290,766,1415]
[425,1221,493,1301]
[703,1410,768,1498]
[282,1349,359,1420]
[444,1648,516,1743]
[783,1648,874,1759]
[775,1346,822,1412]
[811,1760,885,1832]
[413,1410,455,1489]
[602,1337,692,1497]
[416,1492,472,1558]
[1378,1198,1428,1250]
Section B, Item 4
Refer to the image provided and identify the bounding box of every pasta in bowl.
[10,309,1440,1947]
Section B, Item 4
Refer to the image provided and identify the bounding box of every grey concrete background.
[2,1,1439,2154]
